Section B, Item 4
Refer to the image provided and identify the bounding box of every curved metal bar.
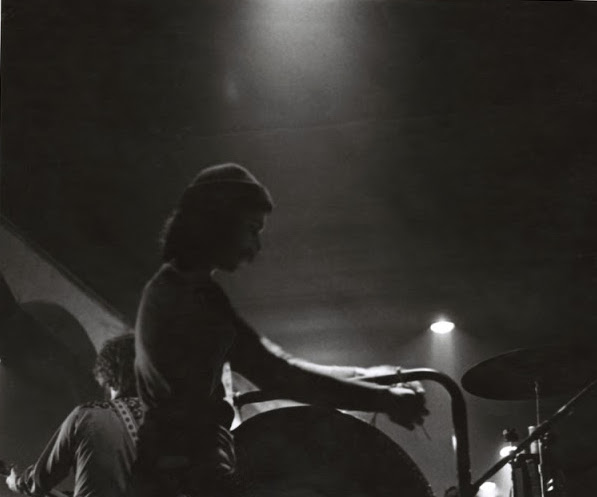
[351,368,472,495]
[398,368,473,497]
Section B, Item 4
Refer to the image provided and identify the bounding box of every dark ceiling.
[2,0,597,350]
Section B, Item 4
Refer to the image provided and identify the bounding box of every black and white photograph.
[1,0,597,496]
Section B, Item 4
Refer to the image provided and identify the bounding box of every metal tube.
[398,368,473,497]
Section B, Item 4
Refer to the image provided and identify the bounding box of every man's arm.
[7,408,79,496]
[229,316,427,428]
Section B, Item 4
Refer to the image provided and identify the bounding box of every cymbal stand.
[472,377,597,495]
[534,380,546,497]
[236,370,597,497]
[508,427,543,497]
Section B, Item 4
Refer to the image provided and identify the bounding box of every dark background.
[2,0,597,493]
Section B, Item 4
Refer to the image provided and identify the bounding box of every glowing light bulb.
[430,320,455,334]
[478,481,498,497]
[500,444,517,458]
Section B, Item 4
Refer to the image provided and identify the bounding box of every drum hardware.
[234,346,597,497]
[390,368,474,497]
[510,447,542,497]
[460,345,597,402]
[236,367,475,497]
[502,428,520,449]
[502,377,550,497]
[502,427,544,497]
[467,370,597,497]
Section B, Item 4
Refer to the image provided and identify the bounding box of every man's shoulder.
[140,264,189,308]
[55,402,114,433]
[142,264,232,311]
[78,397,142,411]
[79,400,113,409]
[73,400,115,422]
[75,398,144,424]
[145,263,181,291]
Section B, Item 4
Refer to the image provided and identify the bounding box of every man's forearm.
[285,362,368,380]
[243,336,391,411]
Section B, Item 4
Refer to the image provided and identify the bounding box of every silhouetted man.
[133,163,428,497]
[7,334,141,497]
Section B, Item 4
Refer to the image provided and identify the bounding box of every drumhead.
[232,406,434,497]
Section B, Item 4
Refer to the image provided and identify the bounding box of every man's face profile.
[214,209,267,272]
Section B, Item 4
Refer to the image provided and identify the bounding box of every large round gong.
[232,406,434,497]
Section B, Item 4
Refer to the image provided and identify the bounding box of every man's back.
[15,398,142,497]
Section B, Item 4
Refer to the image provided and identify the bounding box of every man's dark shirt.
[134,263,387,427]
[15,397,143,497]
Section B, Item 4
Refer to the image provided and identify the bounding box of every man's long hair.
[93,334,136,398]
[160,163,273,266]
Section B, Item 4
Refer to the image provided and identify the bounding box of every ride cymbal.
[461,345,597,400]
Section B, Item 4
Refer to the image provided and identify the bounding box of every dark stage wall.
[2,0,597,494]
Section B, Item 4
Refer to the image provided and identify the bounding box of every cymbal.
[461,345,597,400]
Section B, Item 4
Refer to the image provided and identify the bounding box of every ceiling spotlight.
[430,319,455,334]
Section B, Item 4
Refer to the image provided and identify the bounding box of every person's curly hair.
[93,334,136,397]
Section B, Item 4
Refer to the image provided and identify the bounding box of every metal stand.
[534,382,546,497]
[235,370,597,497]
[473,377,597,495]
[510,450,543,497]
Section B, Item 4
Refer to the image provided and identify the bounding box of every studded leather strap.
[111,398,141,445]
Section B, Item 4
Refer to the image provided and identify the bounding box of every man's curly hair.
[93,334,136,397]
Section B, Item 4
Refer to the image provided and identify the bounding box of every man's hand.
[351,365,429,428]
[384,381,429,430]
[6,467,18,493]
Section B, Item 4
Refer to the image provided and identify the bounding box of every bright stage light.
[499,444,517,458]
[430,319,455,334]
[478,481,498,497]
